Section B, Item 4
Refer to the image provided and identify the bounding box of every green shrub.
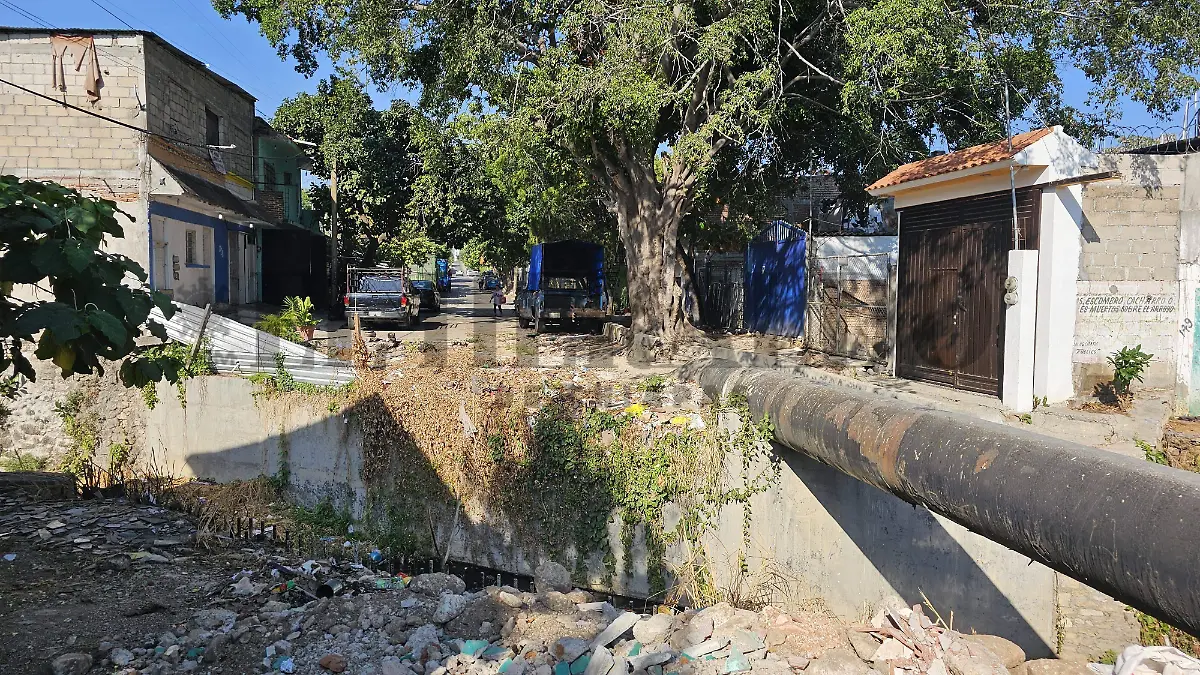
[0,452,47,472]
[254,313,302,342]
[283,296,316,327]
[1109,345,1154,395]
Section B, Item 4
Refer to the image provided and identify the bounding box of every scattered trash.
[2,553,15,561]
[461,640,490,658]
[1114,646,1200,675]
[232,575,264,596]
[460,400,478,438]
[724,646,750,673]
[316,578,345,598]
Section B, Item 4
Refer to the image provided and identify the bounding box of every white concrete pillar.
[1004,250,1040,413]
[1177,155,1200,414]
[1033,187,1083,403]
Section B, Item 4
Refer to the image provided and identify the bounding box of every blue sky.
[0,0,1187,146]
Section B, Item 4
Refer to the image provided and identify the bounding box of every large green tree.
[411,112,613,277]
[273,77,425,270]
[217,0,1200,338]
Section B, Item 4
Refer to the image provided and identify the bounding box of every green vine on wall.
[54,389,99,477]
[342,350,782,601]
[138,340,214,409]
[489,396,779,596]
[250,352,356,413]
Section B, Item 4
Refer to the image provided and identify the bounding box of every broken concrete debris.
[844,597,1020,675]
[5,491,1038,675]
[49,551,863,675]
[50,652,94,675]
[534,561,573,594]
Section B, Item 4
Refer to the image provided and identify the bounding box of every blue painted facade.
[148,201,253,305]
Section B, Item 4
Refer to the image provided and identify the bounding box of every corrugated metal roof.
[151,303,355,386]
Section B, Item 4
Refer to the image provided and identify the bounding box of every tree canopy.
[218,0,1200,336]
[273,77,426,268]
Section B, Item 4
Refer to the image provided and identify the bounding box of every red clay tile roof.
[868,127,1055,192]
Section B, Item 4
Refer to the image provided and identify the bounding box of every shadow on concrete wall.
[156,377,1053,657]
[782,447,1055,657]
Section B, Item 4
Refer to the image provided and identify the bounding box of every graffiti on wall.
[1073,284,1178,364]
[1077,294,1176,315]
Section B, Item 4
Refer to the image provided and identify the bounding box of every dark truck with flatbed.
[516,240,609,333]
[343,267,422,327]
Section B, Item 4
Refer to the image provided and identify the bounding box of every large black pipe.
[684,360,1200,635]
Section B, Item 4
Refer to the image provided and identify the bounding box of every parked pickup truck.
[344,267,422,327]
[516,240,608,334]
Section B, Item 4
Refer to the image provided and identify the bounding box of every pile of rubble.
[839,599,1026,675]
[0,494,197,565]
[50,559,847,675]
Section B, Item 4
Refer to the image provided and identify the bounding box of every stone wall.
[143,36,255,182]
[0,359,145,469]
[1055,575,1139,661]
[1074,154,1188,392]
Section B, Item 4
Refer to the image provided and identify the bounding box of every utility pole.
[1004,83,1020,250]
[329,157,339,308]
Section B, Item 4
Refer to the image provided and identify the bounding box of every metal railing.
[694,253,745,331]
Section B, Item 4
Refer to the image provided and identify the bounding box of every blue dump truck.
[516,240,608,334]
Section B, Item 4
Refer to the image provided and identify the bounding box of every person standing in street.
[490,287,506,317]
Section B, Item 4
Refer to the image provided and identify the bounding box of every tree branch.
[683,60,715,133]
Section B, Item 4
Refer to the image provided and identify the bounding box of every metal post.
[835,256,843,354]
[1004,84,1021,250]
[329,158,339,308]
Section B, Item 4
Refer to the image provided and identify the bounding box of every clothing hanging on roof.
[50,35,102,102]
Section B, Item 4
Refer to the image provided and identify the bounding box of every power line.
[0,75,293,161]
[0,0,292,116]
[87,0,134,31]
[0,0,147,75]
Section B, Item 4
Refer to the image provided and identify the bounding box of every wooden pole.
[186,303,213,369]
[329,158,339,308]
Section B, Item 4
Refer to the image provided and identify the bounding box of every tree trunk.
[676,240,703,327]
[611,176,689,341]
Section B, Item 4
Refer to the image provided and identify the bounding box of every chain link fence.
[805,248,894,363]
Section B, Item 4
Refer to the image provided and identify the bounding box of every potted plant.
[283,296,317,340]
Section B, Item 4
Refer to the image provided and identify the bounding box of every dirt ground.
[0,508,260,672]
[0,490,854,675]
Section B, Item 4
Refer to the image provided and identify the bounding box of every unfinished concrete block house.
[0,27,313,308]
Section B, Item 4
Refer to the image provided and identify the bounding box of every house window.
[202,230,211,265]
[263,162,276,187]
[283,171,293,186]
[185,229,198,265]
[205,108,220,146]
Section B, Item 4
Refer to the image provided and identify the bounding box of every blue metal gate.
[745,236,807,337]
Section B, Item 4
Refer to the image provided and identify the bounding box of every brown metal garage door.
[896,189,1041,396]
